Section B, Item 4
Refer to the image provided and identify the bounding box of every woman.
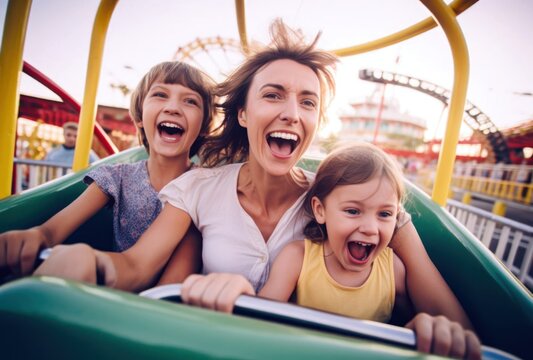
[37,20,480,359]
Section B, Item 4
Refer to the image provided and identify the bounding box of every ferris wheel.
[173,36,261,81]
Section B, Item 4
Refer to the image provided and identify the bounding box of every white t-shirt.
[159,163,314,291]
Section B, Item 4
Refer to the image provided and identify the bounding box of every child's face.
[141,81,204,159]
[311,176,399,274]
[63,128,77,148]
[238,59,320,176]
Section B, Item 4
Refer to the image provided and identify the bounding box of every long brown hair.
[200,19,337,167]
[303,142,405,241]
[129,61,215,157]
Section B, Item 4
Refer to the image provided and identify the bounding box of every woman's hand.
[406,313,482,359]
[0,228,48,276]
[34,244,98,283]
[181,273,255,313]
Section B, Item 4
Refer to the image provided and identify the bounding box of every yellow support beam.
[72,0,118,172]
[0,0,32,199]
[420,0,470,206]
[234,0,249,55]
[331,0,477,57]
[492,201,507,217]
[462,192,472,205]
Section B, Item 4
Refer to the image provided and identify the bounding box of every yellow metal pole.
[72,0,118,172]
[234,0,249,55]
[331,0,477,57]
[492,201,506,217]
[420,0,470,206]
[462,192,472,205]
[0,0,32,199]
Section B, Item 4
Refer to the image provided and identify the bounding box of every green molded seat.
[0,148,531,359]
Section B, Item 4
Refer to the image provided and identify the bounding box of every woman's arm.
[0,183,108,276]
[258,240,304,301]
[157,224,202,285]
[34,204,192,292]
[390,221,474,330]
[392,253,481,359]
[180,240,305,313]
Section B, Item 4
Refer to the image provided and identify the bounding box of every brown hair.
[303,142,405,241]
[62,121,78,132]
[129,61,215,157]
[200,19,337,166]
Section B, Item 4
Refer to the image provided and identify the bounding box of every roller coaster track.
[359,68,511,163]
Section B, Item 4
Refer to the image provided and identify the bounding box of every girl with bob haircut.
[258,142,480,358]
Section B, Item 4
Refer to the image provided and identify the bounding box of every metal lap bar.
[140,284,414,347]
[140,284,519,359]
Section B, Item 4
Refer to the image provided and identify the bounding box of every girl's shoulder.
[84,160,148,193]
[89,159,146,176]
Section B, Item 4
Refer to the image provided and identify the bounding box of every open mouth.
[266,131,300,157]
[158,122,184,140]
[347,241,376,263]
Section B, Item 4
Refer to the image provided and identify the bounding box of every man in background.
[46,122,99,166]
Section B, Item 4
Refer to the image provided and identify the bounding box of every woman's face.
[238,59,321,176]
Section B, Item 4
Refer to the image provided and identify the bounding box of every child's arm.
[389,221,474,330]
[392,254,481,359]
[157,224,203,285]
[391,253,414,325]
[258,240,304,301]
[0,183,108,276]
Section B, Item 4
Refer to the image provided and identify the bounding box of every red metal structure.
[21,62,118,156]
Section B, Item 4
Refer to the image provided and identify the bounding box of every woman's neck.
[147,154,191,192]
[242,159,307,207]
[237,159,309,241]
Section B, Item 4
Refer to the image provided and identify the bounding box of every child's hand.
[0,228,48,276]
[406,313,481,359]
[181,273,255,313]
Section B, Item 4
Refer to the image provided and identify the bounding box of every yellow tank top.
[296,239,395,322]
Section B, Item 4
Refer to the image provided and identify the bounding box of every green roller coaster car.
[0,148,531,359]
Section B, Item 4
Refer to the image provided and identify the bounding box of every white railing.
[13,158,71,193]
[446,198,533,289]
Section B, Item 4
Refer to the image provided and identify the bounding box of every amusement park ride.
[0,0,531,359]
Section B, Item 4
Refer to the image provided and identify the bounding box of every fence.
[410,163,533,205]
[13,158,71,193]
[446,198,532,289]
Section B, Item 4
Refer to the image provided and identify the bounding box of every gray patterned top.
[84,160,161,251]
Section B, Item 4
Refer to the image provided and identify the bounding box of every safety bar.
[140,284,519,360]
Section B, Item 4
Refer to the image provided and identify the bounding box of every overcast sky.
[1,0,532,139]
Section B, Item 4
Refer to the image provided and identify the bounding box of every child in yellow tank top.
[297,239,395,322]
[260,142,413,324]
